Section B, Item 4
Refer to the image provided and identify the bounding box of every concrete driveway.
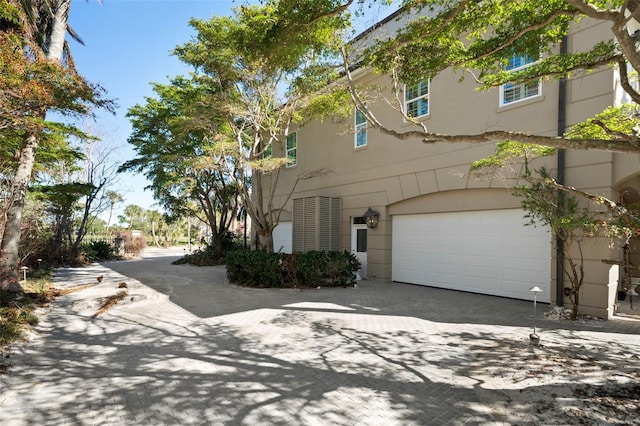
[1,247,640,425]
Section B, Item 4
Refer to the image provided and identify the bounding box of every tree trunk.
[213,236,223,258]
[47,0,70,61]
[0,133,39,300]
[571,294,580,320]
[256,228,274,253]
[151,221,161,247]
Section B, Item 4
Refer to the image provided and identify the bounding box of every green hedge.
[226,250,358,288]
[226,250,284,288]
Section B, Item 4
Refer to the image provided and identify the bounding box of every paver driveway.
[1,247,640,425]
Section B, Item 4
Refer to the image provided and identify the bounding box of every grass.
[0,303,39,346]
[0,272,54,348]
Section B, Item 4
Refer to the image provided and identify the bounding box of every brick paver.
[1,247,639,425]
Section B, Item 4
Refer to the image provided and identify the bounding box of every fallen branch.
[93,284,129,318]
[48,284,96,297]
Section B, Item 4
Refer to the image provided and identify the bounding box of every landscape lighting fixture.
[363,207,380,229]
[529,286,542,343]
[20,266,29,281]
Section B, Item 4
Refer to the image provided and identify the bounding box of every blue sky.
[68,0,243,217]
[67,0,397,220]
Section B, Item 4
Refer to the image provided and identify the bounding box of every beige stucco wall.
[263,17,636,319]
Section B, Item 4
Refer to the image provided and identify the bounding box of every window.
[355,110,367,148]
[500,54,540,106]
[404,79,429,118]
[286,132,297,167]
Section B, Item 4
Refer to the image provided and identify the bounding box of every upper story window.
[405,79,429,118]
[355,110,367,148]
[286,132,297,167]
[500,54,541,106]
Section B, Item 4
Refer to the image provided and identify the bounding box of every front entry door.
[351,223,368,279]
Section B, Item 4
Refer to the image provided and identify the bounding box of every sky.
[67,0,243,218]
[66,0,398,221]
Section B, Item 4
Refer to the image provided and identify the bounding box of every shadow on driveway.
[101,251,640,336]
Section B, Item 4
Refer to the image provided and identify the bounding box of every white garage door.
[392,209,550,302]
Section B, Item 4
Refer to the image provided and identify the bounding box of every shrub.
[226,250,284,287]
[324,251,360,287]
[226,250,359,288]
[81,240,115,261]
[294,251,359,287]
[173,245,225,266]
[116,231,146,256]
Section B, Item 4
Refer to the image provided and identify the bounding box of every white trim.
[499,55,541,107]
[404,79,430,118]
[354,110,367,148]
[286,132,297,167]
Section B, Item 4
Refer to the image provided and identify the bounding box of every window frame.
[355,110,367,148]
[404,79,430,119]
[286,132,297,167]
[499,54,541,107]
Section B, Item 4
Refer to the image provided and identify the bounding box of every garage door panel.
[425,252,459,264]
[502,257,548,274]
[393,209,550,302]
[425,271,460,286]
[395,270,423,283]
[458,264,500,279]
[500,279,541,297]
[464,238,501,252]
[425,239,459,252]
[502,236,549,252]
[460,254,499,267]
[466,277,500,290]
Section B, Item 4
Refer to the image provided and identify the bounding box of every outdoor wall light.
[363,207,380,229]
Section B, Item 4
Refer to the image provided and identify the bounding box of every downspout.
[556,35,568,307]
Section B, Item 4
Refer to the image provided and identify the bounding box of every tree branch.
[617,58,640,105]
[563,0,619,21]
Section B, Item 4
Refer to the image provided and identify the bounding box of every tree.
[146,210,164,247]
[37,182,95,258]
[342,0,640,152]
[516,166,639,319]
[470,142,640,318]
[0,0,113,299]
[122,77,240,258]
[123,205,145,230]
[105,190,123,234]
[170,1,353,252]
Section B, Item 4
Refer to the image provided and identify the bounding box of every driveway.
[1,247,640,425]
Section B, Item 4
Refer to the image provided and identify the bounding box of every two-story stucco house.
[264,9,640,319]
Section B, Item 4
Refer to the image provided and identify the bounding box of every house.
[266,9,640,319]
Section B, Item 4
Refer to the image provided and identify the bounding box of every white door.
[392,209,551,302]
[351,223,368,279]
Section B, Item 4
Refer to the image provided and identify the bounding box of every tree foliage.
[337,0,640,152]
[1,0,115,298]
[123,0,354,252]
[514,166,640,319]
[122,77,240,257]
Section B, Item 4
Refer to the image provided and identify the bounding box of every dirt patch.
[474,337,640,424]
